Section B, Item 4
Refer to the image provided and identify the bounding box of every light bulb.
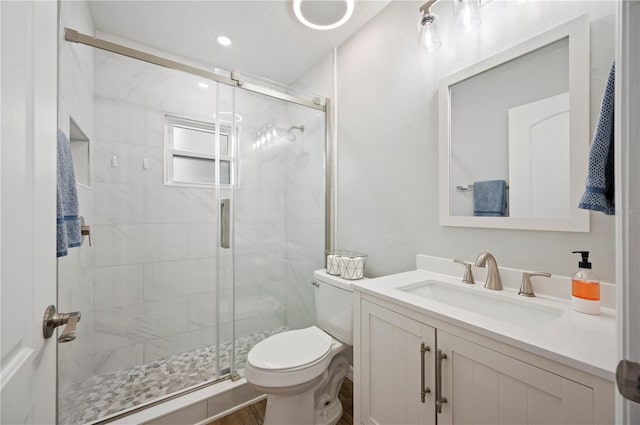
[418,13,442,52]
[454,0,480,33]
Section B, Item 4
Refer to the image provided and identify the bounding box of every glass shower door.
[57,1,327,416]
[229,87,327,375]
[212,82,236,378]
[57,38,232,422]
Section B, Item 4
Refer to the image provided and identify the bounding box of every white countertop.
[352,268,617,381]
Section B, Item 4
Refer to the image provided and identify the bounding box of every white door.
[0,1,58,424]
[360,300,436,425]
[615,1,640,422]
[508,92,570,218]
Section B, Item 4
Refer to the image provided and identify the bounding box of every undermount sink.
[398,280,564,328]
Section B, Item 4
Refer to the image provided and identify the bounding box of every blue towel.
[57,129,82,257]
[473,180,507,217]
[579,62,615,215]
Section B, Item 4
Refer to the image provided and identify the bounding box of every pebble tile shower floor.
[58,327,287,424]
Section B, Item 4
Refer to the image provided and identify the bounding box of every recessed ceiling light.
[198,82,209,89]
[217,35,232,47]
[293,0,355,31]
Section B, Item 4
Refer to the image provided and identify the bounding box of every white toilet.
[244,269,356,425]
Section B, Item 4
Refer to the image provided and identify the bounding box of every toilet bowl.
[245,326,350,425]
[244,270,358,425]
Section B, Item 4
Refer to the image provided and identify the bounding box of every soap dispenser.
[571,251,601,315]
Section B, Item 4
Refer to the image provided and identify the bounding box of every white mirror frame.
[438,14,590,232]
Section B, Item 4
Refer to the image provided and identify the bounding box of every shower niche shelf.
[69,118,91,188]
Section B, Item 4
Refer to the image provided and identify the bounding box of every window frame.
[164,114,234,188]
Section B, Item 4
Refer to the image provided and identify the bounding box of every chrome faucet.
[475,252,503,290]
[453,259,475,284]
[519,271,551,297]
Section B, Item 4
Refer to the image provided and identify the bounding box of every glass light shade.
[418,13,442,52]
[454,0,480,33]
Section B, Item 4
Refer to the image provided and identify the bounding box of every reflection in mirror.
[439,15,590,232]
[450,38,569,218]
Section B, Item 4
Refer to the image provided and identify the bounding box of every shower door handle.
[221,199,230,249]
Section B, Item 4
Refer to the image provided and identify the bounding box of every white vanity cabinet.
[355,295,615,425]
[438,330,595,424]
[360,300,437,425]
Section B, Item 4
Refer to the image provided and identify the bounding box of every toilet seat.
[245,326,345,388]
[248,326,333,371]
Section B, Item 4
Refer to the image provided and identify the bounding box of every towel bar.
[456,184,510,192]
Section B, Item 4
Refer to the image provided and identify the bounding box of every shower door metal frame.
[63,28,326,112]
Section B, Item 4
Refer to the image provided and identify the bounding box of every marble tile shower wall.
[283,104,326,329]
[57,0,96,386]
[233,127,288,339]
[92,49,287,374]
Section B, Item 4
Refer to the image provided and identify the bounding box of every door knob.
[42,305,81,342]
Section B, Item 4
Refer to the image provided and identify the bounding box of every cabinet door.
[437,331,594,425]
[360,300,436,425]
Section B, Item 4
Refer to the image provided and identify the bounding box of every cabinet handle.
[420,342,431,403]
[436,349,448,414]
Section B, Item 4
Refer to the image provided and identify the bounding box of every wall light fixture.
[418,0,441,52]
[453,0,481,33]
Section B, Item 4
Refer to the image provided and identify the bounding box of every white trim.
[195,395,267,425]
[615,1,640,422]
[332,47,339,248]
[0,13,3,425]
[103,378,249,425]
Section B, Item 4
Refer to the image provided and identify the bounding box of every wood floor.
[209,378,353,425]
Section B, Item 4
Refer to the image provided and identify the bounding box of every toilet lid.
[248,327,333,371]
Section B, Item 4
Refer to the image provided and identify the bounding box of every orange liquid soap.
[571,251,601,314]
[571,279,600,301]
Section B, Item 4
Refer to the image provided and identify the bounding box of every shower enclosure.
[56,10,327,423]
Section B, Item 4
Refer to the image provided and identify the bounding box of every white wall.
[334,1,616,281]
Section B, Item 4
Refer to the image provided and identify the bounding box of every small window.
[165,115,232,186]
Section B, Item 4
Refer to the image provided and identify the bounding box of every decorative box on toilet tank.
[325,250,367,280]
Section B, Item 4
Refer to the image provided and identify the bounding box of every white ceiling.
[87,0,391,85]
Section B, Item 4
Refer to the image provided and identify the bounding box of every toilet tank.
[313,269,362,345]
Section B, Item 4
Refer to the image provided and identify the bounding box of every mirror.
[438,15,590,232]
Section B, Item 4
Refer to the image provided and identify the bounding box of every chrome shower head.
[286,125,305,142]
[253,124,305,150]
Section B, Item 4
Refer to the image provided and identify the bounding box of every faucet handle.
[519,272,551,297]
[453,259,475,284]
